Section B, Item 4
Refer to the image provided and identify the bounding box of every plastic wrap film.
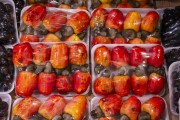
[0,45,15,94]
[160,6,180,48]
[12,42,91,97]
[91,44,166,97]
[0,0,18,45]
[90,95,169,120]
[90,8,161,47]
[19,4,90,43]
[25,0,87,10]
[88,0,156,11]
[168,61,180,116]
[12,95,89,120]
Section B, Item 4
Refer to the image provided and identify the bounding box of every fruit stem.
[90,106,105,119]
[44,62,53,74]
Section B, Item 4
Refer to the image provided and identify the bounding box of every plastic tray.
[87,0,156,11]
[14,42,90,97]
[168,61,180,116]
[19,6,90,44]
[0,45,15,94]
[0,94,12,120]
[90,8,161,48]
[12,95,89,120]
[1,0,18,46]
[25,0,88,9]
[91,44,166,97]
[90,95,169,120]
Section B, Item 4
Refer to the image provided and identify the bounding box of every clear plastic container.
[12,94,89,120]
[0,94,12,120]
[0,0,18,45]
[0,45,15,94]
[90,95,169,120]
[90,8,161,48]
[88,0,156,11]
[19,6,90,44]
[91,44,166,97]
[25,0,88,9]
[168,61,180,116]
[14,42,90,97]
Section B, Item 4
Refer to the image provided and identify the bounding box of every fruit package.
[0,45,15,94]
[89,0,155,11]
[168,61,180,115]
[90,95,169,120]
[19,4,90,43]
[0,0,18,45]
[159,6,180,48]
[0,94,11,120]
[91,44,166,97]
[12,42,91,97]
[90,8,161,47]
[12,95,89,120]
[165,47,180,68]
[26,0,88,10]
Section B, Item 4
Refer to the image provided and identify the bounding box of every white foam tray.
[19,5,90,45]
[91,44,166,97]
[14,42,90,97]
[89,8,161,48]
[12,95,89,120]
[90,95,169,120]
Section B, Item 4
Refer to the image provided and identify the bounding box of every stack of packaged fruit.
[0,0,180,120]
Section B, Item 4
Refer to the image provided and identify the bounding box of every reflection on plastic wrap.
[90,8,161,47]
[91,44,166,97]
[12,95,89,120]
[19,5,90,43]
[90,95,169,120]
[12,42,91,97]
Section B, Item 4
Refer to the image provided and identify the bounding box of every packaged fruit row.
[91,44,165,97]
[89,0,155,10]
[12,95,89,120]
[25,0,155,10]
[19,4,90,43]
[90,94,169,120]
[90,8,160,46]
[12,42,91,97]
[10,94,169,120]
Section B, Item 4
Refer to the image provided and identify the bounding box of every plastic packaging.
[164,46,180,69]
[90,8,161,47]
[19,5,90,44]
[13,42,90,97]
[90,95,169,120]
[168,61,180,116]
[88,0,156,11]
[12,94,89,120]
[0,94,12,120]
[0,45,15,94]
[91,44,166,97]
[25,0,87,10]
[0,0,18,45]
[158,6,180,48]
